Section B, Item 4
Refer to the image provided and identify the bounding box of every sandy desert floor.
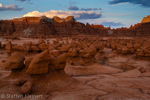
[0,37,150,100]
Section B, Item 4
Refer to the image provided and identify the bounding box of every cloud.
[0,3,24,11]
[68,6,79,10]
[68,5,102,11]
[109,0,150,7]
[103,12,132,17]
[15,0,30,2]
[23,10,102,20]
[15,0,33,4]
[69,1,77,5]
[80,8,102,11]
[27,2,33,4]
[101,21,124,26]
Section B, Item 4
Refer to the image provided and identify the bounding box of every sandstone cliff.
[0,15,150,37]
[142,15,150,23]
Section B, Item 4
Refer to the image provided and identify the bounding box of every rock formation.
[142,15,150,23]
[5,41,12,57]
[5,52,25,69]
[1,15,150,37]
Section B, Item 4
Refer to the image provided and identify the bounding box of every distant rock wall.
[0,15,150,37]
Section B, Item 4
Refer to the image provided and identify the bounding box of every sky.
[0,0,150,28]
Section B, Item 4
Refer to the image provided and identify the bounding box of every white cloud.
[0,3,23,11]
[0,4,2,7]
[23,10,102,19]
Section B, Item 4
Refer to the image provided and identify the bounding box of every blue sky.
[0,0,150,28]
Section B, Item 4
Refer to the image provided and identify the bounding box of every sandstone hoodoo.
[5,52,25,70]
[26,50,51,74]
[5,41,12,57]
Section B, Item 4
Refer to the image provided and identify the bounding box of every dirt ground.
[0,38,150,100]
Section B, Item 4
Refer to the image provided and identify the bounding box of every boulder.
[139,67,146,73]
[5,52,25,69]
[21,81,32,94]
[31,46,40,51]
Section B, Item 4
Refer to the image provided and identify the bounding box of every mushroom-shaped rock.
[23,42,32,47]
[24,45,31,52]
[70,41,77,48]
[38,43,49,51]
[143,48,150,54]
[49,53,67,70]
[50,50,60,57]
[86,43,91,47]
[6,52,25,69]
[5,41,12,57]
[67,48,77,57]
[77,43,85,49]
[61,45,71,52]
[78,50,84,56]
[5,41,12,52]
[121,46,129,54]
[26,50,51,75]
[31,46,40,51]
[83,53,91,58]
[84,46,97,56]
[37,38,46,46]
[21,81,32,94]
[127,43,133,49]
[133,43,141,50]
[98,44,104,50]
[111,44,116,50]
[80,59,85,66]
[25,57,33,69]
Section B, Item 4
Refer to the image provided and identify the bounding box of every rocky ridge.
[0,15,150,37]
